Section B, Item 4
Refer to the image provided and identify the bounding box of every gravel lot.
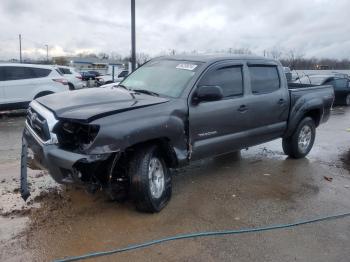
[0,107,350,262]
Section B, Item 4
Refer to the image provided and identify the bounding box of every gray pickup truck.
[21,55,334,212]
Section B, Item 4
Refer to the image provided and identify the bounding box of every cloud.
[0,0,349,60]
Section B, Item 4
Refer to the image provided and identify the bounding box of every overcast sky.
[1,0,350,60]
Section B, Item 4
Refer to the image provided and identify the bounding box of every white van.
[0,63,70,110]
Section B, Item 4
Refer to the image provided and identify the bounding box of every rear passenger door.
[3,66,51,103]
[244,64,289,144]
[189,61,253,160]
[3,66,37,103]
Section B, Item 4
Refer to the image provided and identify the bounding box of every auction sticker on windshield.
[176,63,198,70]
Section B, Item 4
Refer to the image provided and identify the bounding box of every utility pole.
[19,34,22,63]
[131,0,136,72]
[45,44,49,63]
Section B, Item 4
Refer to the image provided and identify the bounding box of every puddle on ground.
[340,149,350,173]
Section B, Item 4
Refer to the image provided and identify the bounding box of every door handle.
[238,105,248,112]
[278,99,285,105]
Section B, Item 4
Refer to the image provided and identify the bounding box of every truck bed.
[286,83,334,130]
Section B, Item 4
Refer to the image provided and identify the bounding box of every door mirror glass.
[194,85,223,103]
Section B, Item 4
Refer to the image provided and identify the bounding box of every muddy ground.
[0,108,350,262]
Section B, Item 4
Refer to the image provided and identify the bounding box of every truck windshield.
[121,60,202,97]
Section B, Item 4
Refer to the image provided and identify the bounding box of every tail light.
[76,75,82,80]
[53,78,68,85]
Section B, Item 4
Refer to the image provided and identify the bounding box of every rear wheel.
[68,83,75,90]
[282,117,316,159]
[129,144,172,213]
[345,94,350,106]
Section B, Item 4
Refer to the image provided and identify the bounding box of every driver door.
[188,62,252,160]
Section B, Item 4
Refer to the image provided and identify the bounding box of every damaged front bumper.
[20,122,111,201]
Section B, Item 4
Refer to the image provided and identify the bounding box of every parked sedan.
[57,66,84,90]
[295,74,350,105]
[96,70,129,85]
[80,72,97,81]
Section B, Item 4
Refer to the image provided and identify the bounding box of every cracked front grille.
[26,106,51,142]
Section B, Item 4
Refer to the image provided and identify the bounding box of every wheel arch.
[304,109,322,127]
[68,82,75,90]
[125,137,179,168]
[283,96,324,137]
[34,91,54,99]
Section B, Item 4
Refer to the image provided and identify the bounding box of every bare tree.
[269,47,283,60]
[284,49,304,70]
[98,52,109,60]
[109,52,122,61]
[53,57,68,65]
[136,52,151,66]
[232,48,252,55]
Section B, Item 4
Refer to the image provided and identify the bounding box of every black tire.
[68,83,75,90]
[129,144,172,213]
[345,94,350,106]
[282,117,316,159]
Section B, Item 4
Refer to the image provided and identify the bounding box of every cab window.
[249,66,280,94]
[198,66,243,98]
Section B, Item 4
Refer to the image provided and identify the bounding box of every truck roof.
[156,54,277,64]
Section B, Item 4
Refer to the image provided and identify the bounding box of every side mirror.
[194,85,223,103]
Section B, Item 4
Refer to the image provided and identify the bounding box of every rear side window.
[199,66,243,98]
[32,68,51,77]
[1,66,51,80]
[249,66,280,94]
[3,66,36,80]
[59,67,72,74]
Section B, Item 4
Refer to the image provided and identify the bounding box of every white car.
[96,70,129,86]
[57,66,84,90]
[0,63,70,110]
[100,82,122,89]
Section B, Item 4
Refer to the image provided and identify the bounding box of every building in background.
[52,56,125,75]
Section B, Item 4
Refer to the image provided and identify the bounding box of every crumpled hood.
[37,87,169,122]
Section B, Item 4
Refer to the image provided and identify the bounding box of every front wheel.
[282,117,316,159]
[129,145,172,213]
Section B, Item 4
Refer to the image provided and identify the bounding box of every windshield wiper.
[117,84,129,90]
[133,89,159,97]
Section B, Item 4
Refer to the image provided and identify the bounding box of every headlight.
[53,121,100,151]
